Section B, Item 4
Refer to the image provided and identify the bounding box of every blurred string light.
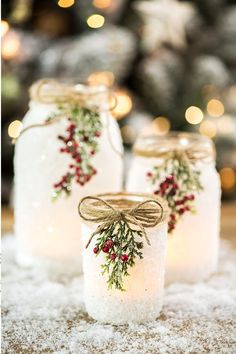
[199,120,216,138]
[219,167,236,190]
[93,0,112,9]
[1,31,21,60]
[121,125,136,144]
[1,21,9,37]
[88,71,114,86]
[8,120,23,139]
[217,115,234,136]
[185,106,203,125]
[112,90,132,119]
[10,0,32,23]
[57,0,75,8]
[87,14,105,28]
[152,116,170,135]
[207,99,224,117]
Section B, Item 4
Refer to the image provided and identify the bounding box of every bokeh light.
[1,21,9,37]
[185,106,203,125]
[207,99,224,117]
[112,90,132,119]
[88,71,114,86]
[57,0,75,8]
[87,14,105,29]
[8,120,23,139]
[217,115,234,136]
[93,0,112,9]
[199,120,217,138]
[1,31,21,60]
[219,167,236,190]
[152,116,170,135]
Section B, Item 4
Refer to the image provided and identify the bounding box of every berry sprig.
[48,105,102,200]
[147,155,203,233]
[92,220,144,291]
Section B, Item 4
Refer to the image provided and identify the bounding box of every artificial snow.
[2,235,236,353]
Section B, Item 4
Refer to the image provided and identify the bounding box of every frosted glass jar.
[14,80,123,271]
[79,192,169,324]
[127,133,221,284]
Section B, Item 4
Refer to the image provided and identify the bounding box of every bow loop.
[78,194,167,248]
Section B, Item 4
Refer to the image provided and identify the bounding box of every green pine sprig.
[93,220,144,291]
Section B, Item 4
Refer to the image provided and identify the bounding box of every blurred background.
[2,0,236,205]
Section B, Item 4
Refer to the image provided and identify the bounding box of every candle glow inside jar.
[14,80,123,271]
[79,192,169,324]
[126,132,221,284]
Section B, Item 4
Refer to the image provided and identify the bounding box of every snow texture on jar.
[14,80,123,272]
[79,193,169,324]
[126,132,221,284]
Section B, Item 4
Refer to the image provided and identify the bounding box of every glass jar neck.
[133,132,215,163]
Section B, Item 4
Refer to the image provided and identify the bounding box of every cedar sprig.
[147,154,203,233]
[93,220,144,291]
[47,104,102,200]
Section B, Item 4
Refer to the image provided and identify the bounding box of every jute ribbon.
[133,146,215,163]
[14,79,123,157]
[78,195,168,248]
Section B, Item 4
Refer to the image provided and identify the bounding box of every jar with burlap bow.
[126,132,221,284]
[78,192,169,324]
[14,79,123,271]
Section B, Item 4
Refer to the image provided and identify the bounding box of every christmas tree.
[2,0,236,202]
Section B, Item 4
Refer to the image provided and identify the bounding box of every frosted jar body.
[82,222,167,324]
[126,138,221,284]
[14,101,123,270]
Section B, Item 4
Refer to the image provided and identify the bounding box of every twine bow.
[78,195,166,248]
[29,79,117,111]
[133,136,215,163]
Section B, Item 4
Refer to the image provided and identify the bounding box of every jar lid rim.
[133,131,215,160]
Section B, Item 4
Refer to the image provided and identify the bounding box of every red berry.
[93,169,97,175]
[93,246,99,254]
[147,172,152,177]
[110,253,116,261]
[175,200,183,206]
[165,175,174,183]
[185,206,190,211]
[172,183,178,190]
[53,183,59,188]
[154,190,159,195]
[76,157,82,163]
[188,194,195,201]
[102,245,110,253]
[91,150,95,156]
[105,239,113,248]
[60,148,66,153]
[170,213,176,221]
[69,164,74,169]
[120,254,129,262]
[179,208,185,215]
[95,131,101,137]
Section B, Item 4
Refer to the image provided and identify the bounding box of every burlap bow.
[78,195,167,248]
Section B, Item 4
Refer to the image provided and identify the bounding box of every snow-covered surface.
[2,235,236,353]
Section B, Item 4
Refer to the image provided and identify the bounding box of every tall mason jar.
[14,80,123,271]
[79,192,169,324]
[126,132,221,284]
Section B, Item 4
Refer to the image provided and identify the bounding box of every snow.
[2,235,236,353]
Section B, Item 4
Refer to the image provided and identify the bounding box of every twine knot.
[78,194,168,248]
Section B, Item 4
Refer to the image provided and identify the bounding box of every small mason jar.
[14,80,123,271]
[126,132,221,284]
[79,192,169,324]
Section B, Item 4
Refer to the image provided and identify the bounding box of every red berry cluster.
[53,119,101,199]
[93,239,129,263]
[147,172,196,233]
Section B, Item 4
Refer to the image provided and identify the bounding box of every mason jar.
[126,132,221,284]
[14,80,123,271]
[79,192,169,324]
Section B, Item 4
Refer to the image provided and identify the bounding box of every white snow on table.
[2,235,236,354]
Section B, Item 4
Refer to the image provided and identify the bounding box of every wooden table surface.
[2,203,236,246]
